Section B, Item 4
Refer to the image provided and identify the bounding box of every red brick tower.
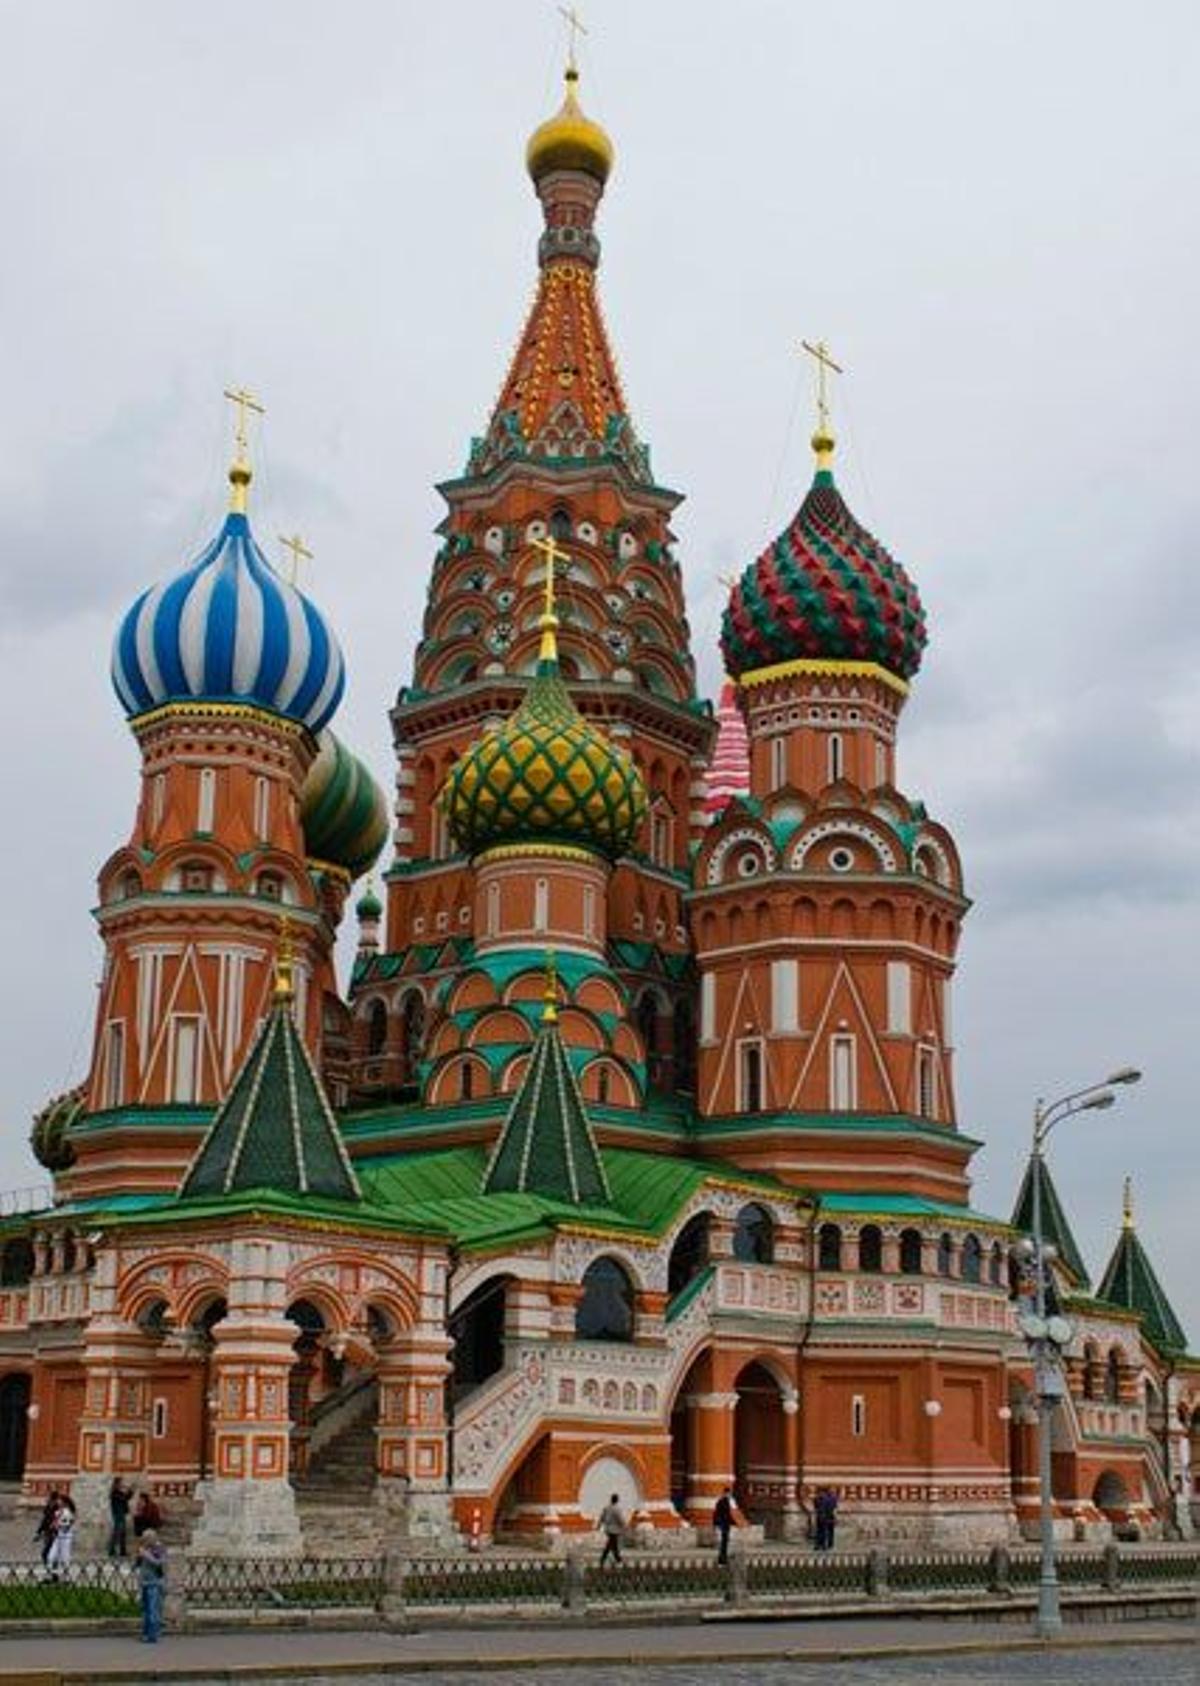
[691,396,970,1203]
[353,64,714,1104]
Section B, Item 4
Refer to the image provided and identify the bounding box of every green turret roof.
[1011,1155,1090,1288]
[180,985,360,1204]
[1096,1188,1187,1354]
[482,1000,608,1205]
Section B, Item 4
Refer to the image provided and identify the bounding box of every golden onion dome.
[440,650,645,861]
[526,68,614,186]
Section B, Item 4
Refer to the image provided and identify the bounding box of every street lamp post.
[1022,1067,1141,1639]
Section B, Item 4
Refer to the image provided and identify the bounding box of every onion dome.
[111,461,345,734]
[31,1085,84,1172]
[355,880,383,923]
[721,441,927,684]
[526,66,613,185]
[704,681,751,815]
[300,731,389,880]
[440,599,645,861]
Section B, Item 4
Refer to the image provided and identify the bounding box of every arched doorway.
[449,1276,511,1403]
[734,1361,787,1534]
[0,1374,30,1480]
[287,1298,328,1476]
[1093,1469,1132,1527]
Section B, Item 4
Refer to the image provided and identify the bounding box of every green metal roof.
[1096,1221,1188,1355]
[1011,1156,1090,1287]
[181,995,360,1203]
[484,1014,609,1204]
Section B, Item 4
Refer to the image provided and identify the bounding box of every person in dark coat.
[713,1487,735,1566]
[813,1486,839,1551]
[33,1489,61,1565]
[108,1477,132,1558]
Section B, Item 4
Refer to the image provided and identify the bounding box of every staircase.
[293,1404,383,1556]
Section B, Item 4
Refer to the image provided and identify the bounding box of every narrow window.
[103,1022,125,1109]
[583,884,596,939]
[254,776,271,840]
[597,1066,610,1104]
[874,739,887,786]
[533,878,549,933]
[771,959,799,1034]
[171,1018,200,1104]
[151,773,166,831]
[197,767,216,832]
[818,1223,842,1270]
[828,733,844,783]
[461,1061,474,1101]
[739,1041,764,1113]
[487,880,501,938]
[917,1046,937,1118]
[700,973,716,1043]
[899,1229,923,1275]
[152,1398,168,1439]
[886,962,911,1034]
[858,1225,883,1272]
[830,1034,857,1109]
[770,736,787,790]
[851,1394,866,1437]
[651,812,670,867]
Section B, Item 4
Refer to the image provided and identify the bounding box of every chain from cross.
[800,340,843,434]
[530,532,570,621]
[558,4,587,71]
[223,385,265,457]
[278,532,313,586]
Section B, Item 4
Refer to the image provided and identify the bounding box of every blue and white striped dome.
[111,511,345,733]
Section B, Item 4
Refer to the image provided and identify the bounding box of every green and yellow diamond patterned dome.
[440,613,646,862]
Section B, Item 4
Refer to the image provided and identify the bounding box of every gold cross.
[278,532,313,586]
[558,4,587,71]
[800,339,843,435]
[223,385,265,457]
[530,532,570,622]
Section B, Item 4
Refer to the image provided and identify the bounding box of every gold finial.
[542,949,559,1025]
[558,4,587,74]
[274,915,295,1003]
[530,532,570,663]
[800,339,843,469]
[278,532,313,586]
[223,385,265,514]
[1122,1175,1135,1231]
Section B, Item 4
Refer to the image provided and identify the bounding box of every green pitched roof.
[483,1013,609,1204]
[1011,1155,1090,1288]
[181,996,360,1203]
[1096,1219,1187,1355]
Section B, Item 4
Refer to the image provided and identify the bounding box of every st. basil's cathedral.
[1,64,1195,1556]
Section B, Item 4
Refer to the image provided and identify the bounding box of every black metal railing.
[400,1556,563,1606]
[0,1559,139,1618]
[185,1555,384,1609]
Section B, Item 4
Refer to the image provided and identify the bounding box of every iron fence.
[746,1551,871,1596]
[185,1555,383,1609]
[888,1550,994,1593]
[0,1559,139,1619]
[400,1556,563,1606]
[584,1554,728,1602]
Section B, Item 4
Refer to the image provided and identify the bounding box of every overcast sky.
[1,1,1196,1337]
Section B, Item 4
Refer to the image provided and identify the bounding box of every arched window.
[857,1224,883,1273]
[989,1242,1006,1286]
[576,1258,634,1341]
[937,1232,955,1277]
[828,733,844,782]
[400,991,425,1082]
[732,1203,774,1265]
[366,1000,388,1058]
[550,508,572,543]
[1083,1342,1100,1402]
[460,1060,474,1101]
[899,1228,923,1275]
[136,1297,170,1338]
[961,1234,983,1284]
[673,998,695,1094]
[449,1276,510,1400]
[818,1223,842,1271]
[739,1041,764,1113]
[0,1238,34,1288]
[637,992,658,1058]
[668,1214,711,1297]
[1105,1349,1121,1405]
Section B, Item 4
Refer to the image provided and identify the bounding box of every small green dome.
[356,882,383,921]
[301,731,389,880]
[31,1086,84,1171]
[440,653,646,860]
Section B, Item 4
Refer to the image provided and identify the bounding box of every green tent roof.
[1096,1215,1187,1355]
[181,995,360,1203]
[1011,1155,1090,1288]
[483,1013,609,1204]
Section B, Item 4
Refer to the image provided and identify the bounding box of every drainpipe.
[794,1192,821,1531]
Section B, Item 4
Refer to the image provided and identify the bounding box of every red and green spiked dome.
[721,445,927,683]
[439,629,646,861]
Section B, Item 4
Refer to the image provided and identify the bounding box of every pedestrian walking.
[713,1486,736,1566]
[33,1488,61,1566]
[598,1493,625,1566]
[813,1485,838,1551]
[108,1476,132,1557]
[45,1495,76,1580]
[136,1528,168,1643]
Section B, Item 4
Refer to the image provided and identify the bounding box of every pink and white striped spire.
[704,681,750,816]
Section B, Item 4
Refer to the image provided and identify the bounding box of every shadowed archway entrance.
[734,1361,787,1533]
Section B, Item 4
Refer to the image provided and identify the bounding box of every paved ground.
[0,1618,1193,1683]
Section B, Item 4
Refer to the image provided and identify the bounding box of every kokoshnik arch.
[3,60,1195,1555]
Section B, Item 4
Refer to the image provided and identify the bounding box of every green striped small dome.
[301,731,389,880]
